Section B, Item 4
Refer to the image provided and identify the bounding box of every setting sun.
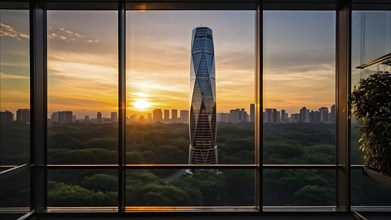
[133,99,152,111]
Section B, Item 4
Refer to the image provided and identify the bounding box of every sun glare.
[133,99,152,110]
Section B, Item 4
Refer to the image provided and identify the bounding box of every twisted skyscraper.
[188,27,218,164]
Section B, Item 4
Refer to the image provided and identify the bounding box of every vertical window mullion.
[118,0,126,213]
[256,3,263,213]
[336,0,352,212]
[29,0,47,213]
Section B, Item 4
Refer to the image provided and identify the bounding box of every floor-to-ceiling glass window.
[350,10,391,209]
[47,11,118,207]
[263,11,337,207]
[0,9,30,217]
[126,10,257,208]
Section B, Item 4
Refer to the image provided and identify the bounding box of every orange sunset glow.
[1,11,336,119]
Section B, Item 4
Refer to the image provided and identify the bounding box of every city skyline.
[1,103,336,126]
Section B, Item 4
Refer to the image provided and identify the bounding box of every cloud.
[0,22,99,44]
[0,22,29,41]
[263,65,335,114]
[264,46,335,71]
[48,26,99,43]
[0,72,29,79]
[46,50,118,112]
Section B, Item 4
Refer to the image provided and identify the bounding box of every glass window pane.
[263,169,336,206]
[48,169,117,207]
[351,168,391,207]
[263,11,336,164]
[351,11,391,165]
[47,11,118,164]
[0,9,30,217]
[0,169,30,213]
[125,169,255,207]
[126,11,255,164]
[0,10,30,166]
[350,11,391,209]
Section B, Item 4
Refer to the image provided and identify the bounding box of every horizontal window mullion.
[263,164,339,169]
[43,164,118,169]
[0,164,31,180]
[43,164,258,169]
[41,164,347,169]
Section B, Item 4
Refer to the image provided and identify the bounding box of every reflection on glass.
[351,169,391,207]
[263,11,336,164]
[126,11,255,164]
[47,11,118,164]
[0,10,30,166]
[126,169,255,206]
[0,170,30,208]
[263,169,335,206]
[351,11,391,165]
[48,169,117,207]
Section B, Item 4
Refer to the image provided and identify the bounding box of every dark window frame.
[1,0,390,218]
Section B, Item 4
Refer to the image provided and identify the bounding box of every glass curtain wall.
[1,1,391,214]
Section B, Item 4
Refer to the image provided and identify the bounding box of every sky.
[1,10,369,118]
[263,11,336,114]
[0,10,30,114]
[127,11,255,117]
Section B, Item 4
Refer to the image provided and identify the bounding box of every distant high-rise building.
[58,111,73,123]
[240,108,248,122]
[300,107,309,123]
[229,109,241,123]
[111,112,117,123]
[171,109,178,123]
[97,112,102,123]
[314,111,321,123]
[281,109,286,122]
[189,27,218,164]
[51,112,58,122]
[319,107,329,122]
[85,115,90,122]
[147,113,152,123]
[291,113,300,122]
[164,109,170,123]
[72,115,76,122]
[264,108,279,123]
[153,109,162,123]
[250,103,255,123]
[0,111,14,125]
[309,111,315,123]
[330,104,336,122]
[180,110,189,123]
[16,109,30,123]
[217,112,230,123]
[265,108,273,123]
[272,109,279,123]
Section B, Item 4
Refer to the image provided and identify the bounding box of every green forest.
[1,122,390,207]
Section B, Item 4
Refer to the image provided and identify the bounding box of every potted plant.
[349,71,391,187]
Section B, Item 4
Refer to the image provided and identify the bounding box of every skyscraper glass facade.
[189,27,218,164]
